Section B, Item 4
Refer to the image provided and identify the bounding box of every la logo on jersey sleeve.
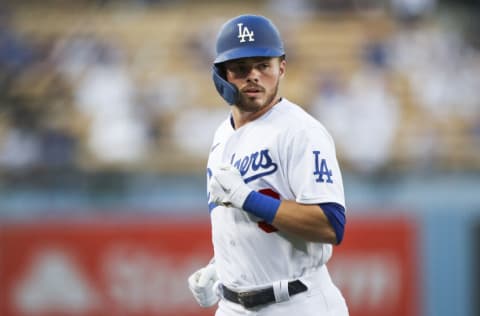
[312,151,333,183]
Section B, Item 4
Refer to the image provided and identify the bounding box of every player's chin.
[238,95,264,111]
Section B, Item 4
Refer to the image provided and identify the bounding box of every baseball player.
[188,14,349,316]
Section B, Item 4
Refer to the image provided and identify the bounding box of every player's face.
[224,57,286,112]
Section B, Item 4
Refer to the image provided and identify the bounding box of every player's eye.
[257,63,269,71]
[228,64,248,74]
[238,65,249,73]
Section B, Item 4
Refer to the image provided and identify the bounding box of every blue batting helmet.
[212,14,285,105]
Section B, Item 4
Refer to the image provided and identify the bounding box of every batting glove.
[209,164,253,209]
[188,263,220,307]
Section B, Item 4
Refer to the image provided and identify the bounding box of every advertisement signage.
[0,215,418,316]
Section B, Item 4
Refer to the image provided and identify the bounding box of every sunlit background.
[0,0,479,316]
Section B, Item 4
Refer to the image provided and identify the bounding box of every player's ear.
[278,56,286,78]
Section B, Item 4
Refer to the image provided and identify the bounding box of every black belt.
[221,280,308,309]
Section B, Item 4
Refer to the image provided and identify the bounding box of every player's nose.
[246,68,260,82]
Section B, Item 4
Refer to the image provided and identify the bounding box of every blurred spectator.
[352,0,387,13]
[311,40,400,174]
[171,107,229,158]
[0,0,476,174]
[0,122,42,171]
[390,0,437,21]
[185,18,220,68]
[316,0,353,12]
[266,0,317,20]
[385,10,480,169]
[51,33,104,83]
[0,98,44,171]
[389,17,480,122]
[54,35,152,166]
[0,7,35,75]
[31,41,79,170]
[67,38,149,164]
[472,114,480,149]
[0,6,78,172]
[309,72,352,158]
[39,128,77,170]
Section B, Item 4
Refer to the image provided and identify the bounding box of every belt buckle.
[237,291,256,308]
[237,292,250,306]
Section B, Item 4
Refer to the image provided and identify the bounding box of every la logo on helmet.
[237,23,255,43]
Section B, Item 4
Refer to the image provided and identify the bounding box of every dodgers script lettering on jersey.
[207,99,345,289]
[230,149,278,183]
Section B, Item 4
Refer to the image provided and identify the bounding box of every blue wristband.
[242,191,281,224]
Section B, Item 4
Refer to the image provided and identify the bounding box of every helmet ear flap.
[212,65,238,105]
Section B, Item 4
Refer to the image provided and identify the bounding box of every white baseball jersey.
[207,98,345,291]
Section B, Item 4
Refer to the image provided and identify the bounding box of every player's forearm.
[272,201,337,244]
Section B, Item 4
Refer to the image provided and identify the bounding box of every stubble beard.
[236,79,280,113]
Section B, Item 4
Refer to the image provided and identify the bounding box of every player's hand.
[209,164,253,209]
[187,263,220,307]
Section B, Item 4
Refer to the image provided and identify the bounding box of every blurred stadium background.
[0,0,479,315]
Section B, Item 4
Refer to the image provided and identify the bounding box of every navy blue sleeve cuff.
[319,202,346,244]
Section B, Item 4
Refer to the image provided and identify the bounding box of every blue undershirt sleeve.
[319,202,346,244]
